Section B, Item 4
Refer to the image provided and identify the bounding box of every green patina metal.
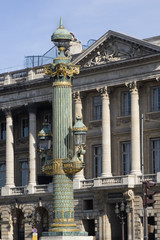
[38,121,52,140]
[43,18,88,236]
[51,17,72,43]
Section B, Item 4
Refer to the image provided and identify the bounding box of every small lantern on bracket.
[38,120,52,151]
[72,115,88,147]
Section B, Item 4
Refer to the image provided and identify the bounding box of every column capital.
[2,107,12,117]
[28,103,37,113]
[97,86,111,98]
[72,91,81,103]
[125,81,138,93]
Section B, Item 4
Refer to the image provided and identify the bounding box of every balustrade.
[0,66,46,85]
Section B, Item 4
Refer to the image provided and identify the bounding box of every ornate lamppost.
[41,18,89,238]
[115,201,131,240]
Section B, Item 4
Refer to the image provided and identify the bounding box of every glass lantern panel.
[74,134,86,146]
[39,140,51,150]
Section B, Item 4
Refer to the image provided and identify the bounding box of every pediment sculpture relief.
[84,40,152,67]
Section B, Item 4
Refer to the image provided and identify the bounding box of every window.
[121,92,131,116]
[83,199,93,210]
[20,161,29,186]
[93,145,102,177]
[151,138,160,173]
[151,87,160,111]
[0,122,6,140]
[121,142,131,175]
[93,96,102,120]
[22,118,28,137]
[0,163,6,188]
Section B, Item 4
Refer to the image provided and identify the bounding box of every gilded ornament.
[52,81,72,87]
[53,159,64,175]
[44,62,80,79]
[44,63,56,76]
[72,125,88,132]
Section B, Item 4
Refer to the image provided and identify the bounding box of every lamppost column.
[5,108,15,187]
[126,81,141,175]
[73,91,84,180]
[28,104,37,186]
[43,18,88,237]
[98,86,112,177]
[51,78,76,232]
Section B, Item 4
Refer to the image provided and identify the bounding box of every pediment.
[72,30,160,68]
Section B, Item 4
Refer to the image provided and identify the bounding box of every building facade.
[0,29,160,239]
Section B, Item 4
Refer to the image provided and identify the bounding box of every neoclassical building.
[0,28,160,239]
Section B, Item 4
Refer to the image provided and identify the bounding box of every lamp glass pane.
[120,202,125,212]
[74,134,86,145]
[39,139,51,150]
[115,204,119,214]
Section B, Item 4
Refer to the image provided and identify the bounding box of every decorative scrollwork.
[44,63,80,79]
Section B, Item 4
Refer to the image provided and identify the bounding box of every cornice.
[72,63,160,92]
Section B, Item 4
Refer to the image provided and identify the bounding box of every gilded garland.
[44,63,80,79]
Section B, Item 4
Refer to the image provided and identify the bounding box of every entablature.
[72,54,160,92]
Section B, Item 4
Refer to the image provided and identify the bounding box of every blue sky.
[0,0,160,72]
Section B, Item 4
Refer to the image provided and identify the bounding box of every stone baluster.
[126,81,141,175]
[97,86,112,177]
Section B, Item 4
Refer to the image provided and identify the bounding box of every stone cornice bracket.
[125,81,138,93]
[156,76,160,82]
[123,189,134,201]
[72,91,81,103]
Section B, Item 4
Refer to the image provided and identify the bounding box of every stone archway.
[13,208,24,240]
[35,207,49,239]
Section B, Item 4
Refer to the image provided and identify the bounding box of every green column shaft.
[50,83,78,232]
[53,85,72,158]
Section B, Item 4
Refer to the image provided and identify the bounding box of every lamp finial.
[59,16,63,28]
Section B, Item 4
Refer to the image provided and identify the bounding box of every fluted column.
[5,109,15,187]
[73,91,84,181]
[97,86,112,177]
[28,104,37,185]
[126,81,141,175]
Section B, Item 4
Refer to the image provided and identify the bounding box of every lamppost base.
[40,231,94,240]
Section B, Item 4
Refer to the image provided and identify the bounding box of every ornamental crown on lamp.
[51,17,72,47]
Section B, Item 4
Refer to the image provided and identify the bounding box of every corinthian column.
[97,86,112,177]
[5,109,15,187]
[126,81,141,175]
[28,104,37,186]
[73,91,84,181]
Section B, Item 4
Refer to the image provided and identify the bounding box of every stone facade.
[0,30,160,239]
